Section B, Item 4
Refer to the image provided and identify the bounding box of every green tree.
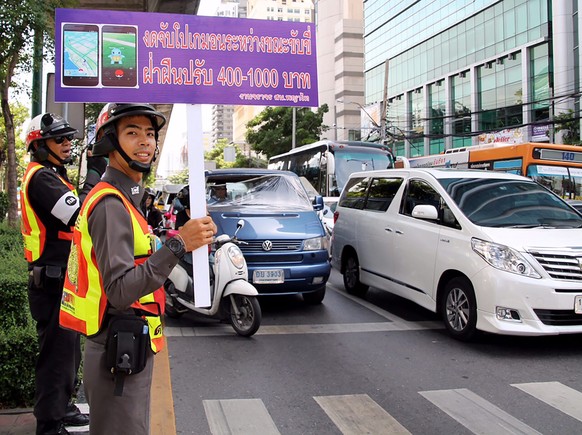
[205,139,265,168]
[0,102,29,185]
[168,168,189,184]
[245,105,329,159]
[1,0,77,227]
[554,109,581,145]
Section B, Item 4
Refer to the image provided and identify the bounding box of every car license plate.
[575,295,582,314]
[253,269,284,284]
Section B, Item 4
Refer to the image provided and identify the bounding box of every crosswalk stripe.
[314,394,411,435]
[203,398,280,435]
[512,382,582,422]
[419,388,541,435]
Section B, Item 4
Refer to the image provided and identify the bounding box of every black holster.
[32,265,64,288]
[105,315,150,396]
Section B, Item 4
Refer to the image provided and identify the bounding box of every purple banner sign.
[55,9,318,107]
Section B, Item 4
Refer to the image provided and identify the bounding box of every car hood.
[209,210,325,240]
[477,227,582,251]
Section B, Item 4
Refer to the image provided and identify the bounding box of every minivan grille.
[533,309,582,326]
[240,239,302,252]
[528,249,582,281]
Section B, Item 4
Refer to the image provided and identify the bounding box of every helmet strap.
[106,130,157,174]
[32,141,70,165]
[47,146,72,165]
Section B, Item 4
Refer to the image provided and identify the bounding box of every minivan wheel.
[343,253,368,296]
[441,277,477,341]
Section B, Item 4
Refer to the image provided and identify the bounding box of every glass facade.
[364,0,555,156]
[428,81,445,153]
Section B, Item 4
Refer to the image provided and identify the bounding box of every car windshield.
[438,177,582,228]
[207,174,314,210]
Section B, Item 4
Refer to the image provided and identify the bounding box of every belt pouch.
[44,265,64,287]
[105,315,149,396]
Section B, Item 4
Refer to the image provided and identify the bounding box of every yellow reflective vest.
[60,182,165,353]
[21,162,75,263]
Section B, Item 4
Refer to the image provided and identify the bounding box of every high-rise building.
[316,0,366,142]
[364,0,573,158]
[211,104,235,145]
[232,0,315,144]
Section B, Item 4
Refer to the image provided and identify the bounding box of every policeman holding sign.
[59,103,216,434]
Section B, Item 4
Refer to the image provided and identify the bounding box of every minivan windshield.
[207,174,314,210]
[438,177,582,228]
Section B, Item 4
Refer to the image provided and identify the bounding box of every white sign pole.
[185,104,211,307]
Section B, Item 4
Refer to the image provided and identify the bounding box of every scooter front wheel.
[228,294,262,337]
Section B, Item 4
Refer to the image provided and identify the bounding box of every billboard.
[55,8,318,107]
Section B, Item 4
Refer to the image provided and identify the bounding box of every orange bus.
[396,142,582,199]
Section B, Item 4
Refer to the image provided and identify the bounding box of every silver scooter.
[164,220,262,337]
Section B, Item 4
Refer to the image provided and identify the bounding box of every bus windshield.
[527,165,582,199]
[333,147,393,196]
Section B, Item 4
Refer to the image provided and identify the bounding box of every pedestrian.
[21,112,106,435]
[173,184,190,229]
[140,187,163,230]
[59,103,217,435]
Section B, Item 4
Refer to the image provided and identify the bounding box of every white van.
[331,168,582,340]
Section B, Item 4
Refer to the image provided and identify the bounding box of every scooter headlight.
[227,245,245,269]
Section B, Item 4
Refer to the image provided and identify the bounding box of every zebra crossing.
[67,381,582,434]
[197,381,582,434]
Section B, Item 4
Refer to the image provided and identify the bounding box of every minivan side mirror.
[313,195,324,211]
[411,204,439,220]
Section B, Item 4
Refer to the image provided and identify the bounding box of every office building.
[364,0,571,157]
[232,0,315,143]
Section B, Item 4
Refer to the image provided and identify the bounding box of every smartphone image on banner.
[101,25,138,88]
[62,23,99,87]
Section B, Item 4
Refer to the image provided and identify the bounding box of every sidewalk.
[0,405,89,435]
[0,408,35,435]
[0,340,175,435]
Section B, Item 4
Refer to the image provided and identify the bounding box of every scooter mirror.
[234,219,245,239]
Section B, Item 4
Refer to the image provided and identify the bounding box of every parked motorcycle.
[163,219,262,337]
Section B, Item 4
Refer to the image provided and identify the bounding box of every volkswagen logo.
[262,240,273,251]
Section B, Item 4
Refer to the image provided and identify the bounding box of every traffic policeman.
[21,113,106,434]
[59,103,216,434]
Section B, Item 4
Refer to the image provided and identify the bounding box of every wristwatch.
[165,236,186,259]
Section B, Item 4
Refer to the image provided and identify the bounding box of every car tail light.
[333,210,339,224]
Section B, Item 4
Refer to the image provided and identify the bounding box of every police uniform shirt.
[27,162,79,267]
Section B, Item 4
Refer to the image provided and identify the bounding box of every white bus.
[268,140,395,197]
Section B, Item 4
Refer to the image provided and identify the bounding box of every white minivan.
[331,168,582,340]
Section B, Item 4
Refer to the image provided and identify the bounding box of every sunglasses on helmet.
[53,134,75,144]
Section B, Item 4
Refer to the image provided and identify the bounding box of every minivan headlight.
[471,238,541,278]
[304,236,327,251]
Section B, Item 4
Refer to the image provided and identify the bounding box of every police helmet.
[92,103,167,157]
[25,113,78,152]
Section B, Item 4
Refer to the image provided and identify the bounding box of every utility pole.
[380,59,389,144]
[31,28,43,117]
[292,107,296,149]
